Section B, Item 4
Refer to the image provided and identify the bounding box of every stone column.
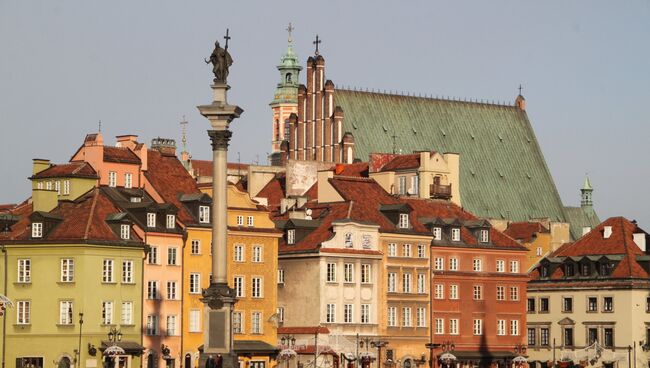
[198,82,243,368]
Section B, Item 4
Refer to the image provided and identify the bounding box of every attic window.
[147,213,156,228]
[479,229,489,243]
[432,227,442,240]
[344,233,353,248]
[32,222,43,238]
[120,224,130,240]
[199,206,210,224]
[287,229,296,245]
[130,197,142,203]
[166,215,175,229]
[541,265,549,277]
[451,228,461,242]
[603,226,612,239]
[398,214,409,229]
[565,263,575,277]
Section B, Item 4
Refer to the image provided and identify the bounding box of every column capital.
[208,129,233,151]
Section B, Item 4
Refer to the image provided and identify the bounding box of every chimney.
[582,226,591,236]
[151,138,177,157]
[633,233,646,252]
[116,135,139,150]
[32,159,51,175]
[603,226,612,239]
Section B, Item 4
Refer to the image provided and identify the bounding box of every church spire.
[581,175,593,208]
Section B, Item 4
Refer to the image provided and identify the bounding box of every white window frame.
[417,244,426,258]
[480,229,489,243]
[388,243,397,257]
[434,257,444,270]
[166,214,175,229]
[251,277,263,298]
[232,311,243,334]
[434,284,444,299]
[101,301,113,325]
[473,258,482,272]
[361,264,371,284]
[251,312,262,334]
[124,173,133,189]
[147,213,156,228]
[417,274,426,294]
[63,180,70,195]
[510,286,519,301]
[402,273,412,293]
[18,259,31,283]
[189,309,201,332]
[247,216,254,227]
[236,215,244,226]
[496,260,505,273]
[252,245,263,263]
[344,304,354,323]
[147,281,159,299]
[120,224,130,240]
[167,247,178,265]
[496,286,505,301]
[277,269,285,284]
[387,307,397,327]
[449,319,459,335]
[146,315,158,335]
[31,223,43,238]
[108,171,117,187]
[417,307,426,327]
[189,273,201,294]
[361,304,370,324]
[167,281,177,300]
[234,276,244,297]
[451,228,461,241]
[234,244,245,262]
[121,301,133,325]
[433,227,442,240]
[326,304,336,323]
[510,260,520,273]
[59,300,73,325]
[399,213,409,229]
[199,205,210,223]
[191,239,201,254]
[473,285,482,300]
[55,181,61,194]
[402,307,412,327]
[402,243,412,257]
[435,318,444,334]
[61,258,74,282]
[344,263,354,283]
[17,300,30,325]
[510,320,520,335]
[148,246,158,264]
[287,229,295,244]
[497,319,506,336]
[388,273,396,292]
[473,319,483,335]
[326,263,337,282]
[166,315,178,336]
[102,259,114,283]
[449,284,459,300]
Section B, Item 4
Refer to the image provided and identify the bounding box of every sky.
[1,1,648,227]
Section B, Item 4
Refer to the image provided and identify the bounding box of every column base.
[198,352,239,368]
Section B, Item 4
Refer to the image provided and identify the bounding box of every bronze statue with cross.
[205,28,233,83]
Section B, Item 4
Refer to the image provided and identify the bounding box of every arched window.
[286,73,292,83]
[184,354,192,368]
[58,357,71,368]
[147,354,155,368]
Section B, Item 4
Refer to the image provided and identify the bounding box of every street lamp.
[280,335,298,368]
[438,342,456,368]
[370,340,389,368]
[107,327,123,342]
[424,343,439,368]
[513,344,528,368]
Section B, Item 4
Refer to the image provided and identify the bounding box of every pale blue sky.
[1,1,648,227]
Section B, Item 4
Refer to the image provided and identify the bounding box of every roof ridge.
[335,87,517,108]
[620,217,636,276]
[83,189,100,240]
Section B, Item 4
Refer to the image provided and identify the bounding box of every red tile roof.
[191,160,250,178]
[256,174,286,208]
[103,146,140,164]
[332,162,369,177]
[380,153,421,171]
[504,221,549,243]
[31,162,98,179]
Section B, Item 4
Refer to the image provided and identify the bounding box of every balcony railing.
[430,183,452,199]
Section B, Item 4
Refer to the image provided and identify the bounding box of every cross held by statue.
[224,28,231,50]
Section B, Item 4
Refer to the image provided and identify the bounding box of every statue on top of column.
[205,29,233,83]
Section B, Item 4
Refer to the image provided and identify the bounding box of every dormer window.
[581,262,591,276]
[120,224,130,240]
[541,265,549,277]
[479,229,489,243]
[199,206,210,223]
[166,215,175,229]
[433,227,442,240]
[565,263,575,277]
[147,213,156,228]
[399,214,409,229]
[344,233,353,248]
[287,229,296,245]
[130,197,142,203]
[451,228,461,242]
[32,222,43,238]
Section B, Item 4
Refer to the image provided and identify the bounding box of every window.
[496,286,505,301]
[232,312,242,334]
[528,328,537,346]
[417,274,426,294]
[540,297,550,312]
[121,302,133,325]
[497,320,506,336]
[564,327,574,346]
[398,176,407,195]
[344,233,353,248]
[234,245,244,262]
[473,319,483,335]
[233,276,244,297]
[416,307,426,327]
[166,315,177,336]
[402,273,412,293]
[61,259,74,282]
[399,214,409,229]
[435,318,444,334]
[63,180,70,195]
[344,263,354,283]
[247,216,254,227]
[251,312,262,334]
[277,269,285,284]
[130,196,141,203]
[198,205,210,223]
[252,246,263,263]
[277,307,284,322]
[434,257,444,270]
[402,244,412,257]
[189,273,201,294]
[647,296,650,312]
[604,328,614,347]
[361,264,371,283]
[189,309,201,332]
[361,304,370,324]
[433,227,442,240]
[473,258,482,272]
[166,214,175,229]
[473,285,482,300]
[31,222,42,238]
[167,247,178,265]
[581,262,591,276]
[147,213,156,228]
[587,327,598,345]
[541,265,549,277]
[124,173,132,189]
[102,301,113,325]
[326,263,337,282]
[510,320,519,335]
[449,257,459,271]
[496,260,505,273]
[563,297,573,313]
[102,259,114,283]
[18,259,31,283]
[287,229,295,244]
[565,263,575,277]
[451,228,461,241]
[388,243,397,256]
[541,328,550,346]
[434,284,444,299]
[252,277,262,298]
[167,281,177,300]
[235,215,244,226]
[46,181,52,190]
[510,260,520,273]
[122,260,133,283]
[326,304,336,323]
[59,301,73,325]
[146,315,158,335]
[387,307,397,326]
[147,281,159,299]
[55,181,61,194]
[145,247,159,266]
[402,307,412,327]
[37,181,43,189]
[120,224,130,240]
[536,247,543,256]
[108,171,117,187]
[587,297,598,312]
[449,284,458,299]
[412,176,419,195]
[388,273,396,292]
[344,304,354,323]
[479,229,489,243]
[417,244,426,258]
[17,301,30,324]
[449,319,459,335]
[510,286,519,301]
[191,240,201,254]
[527,298,536,312]
[603,297,614,312]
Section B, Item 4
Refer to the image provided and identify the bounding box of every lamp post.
[370,340,388,368]
[438,342,455,368]
[107,327,123,343]
[280,335,297,368]
[76,313,84,366]
[627,345,632,368]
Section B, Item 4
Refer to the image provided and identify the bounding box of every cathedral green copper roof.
[334,89,596,236]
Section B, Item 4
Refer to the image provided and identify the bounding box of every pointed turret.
[581,175,593,208]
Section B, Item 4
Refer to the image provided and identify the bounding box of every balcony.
[430,183,452,200]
